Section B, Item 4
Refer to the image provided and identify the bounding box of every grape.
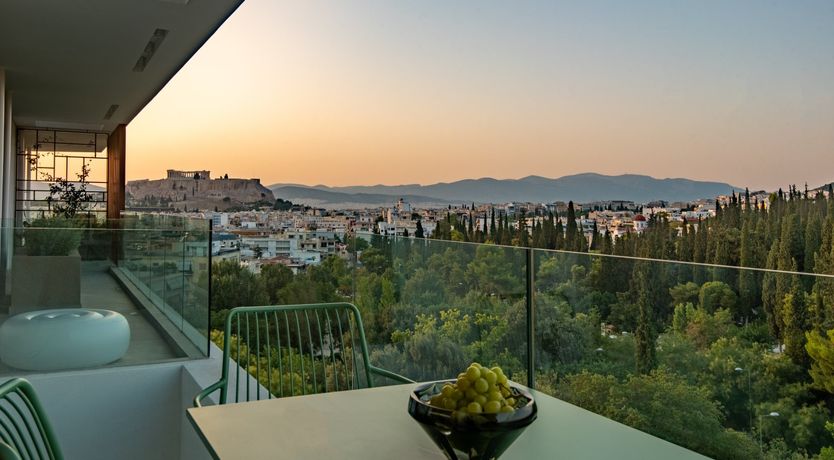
[426,362,519,420]
[474,378,489,393]
[484,400,502,414]
[465,366,481,381]
[465,388,478,400]
[483,370,497,385]
[466,402,483,414]
[441,384,454,397]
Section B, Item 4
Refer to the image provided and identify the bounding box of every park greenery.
[211,186,834,459]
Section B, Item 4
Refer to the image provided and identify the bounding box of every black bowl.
[408,380,537,460]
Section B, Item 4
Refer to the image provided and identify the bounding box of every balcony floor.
[0,261,180,376]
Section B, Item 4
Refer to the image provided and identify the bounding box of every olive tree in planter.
[10,164,93,314]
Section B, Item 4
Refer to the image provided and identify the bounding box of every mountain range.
[269,173,741,208]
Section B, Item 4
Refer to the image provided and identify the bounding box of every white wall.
[12,342,259,460]
[24,360,214,460]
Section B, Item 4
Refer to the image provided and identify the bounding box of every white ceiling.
[0,0,244,133]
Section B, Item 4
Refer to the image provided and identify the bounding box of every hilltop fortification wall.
[127,177,275,204]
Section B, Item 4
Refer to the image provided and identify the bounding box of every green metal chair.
[194,302,413,407]
[0,378,63,460]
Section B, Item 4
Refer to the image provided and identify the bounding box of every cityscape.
[126,169,829,275]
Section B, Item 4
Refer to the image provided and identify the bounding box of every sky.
[127,0,834,191]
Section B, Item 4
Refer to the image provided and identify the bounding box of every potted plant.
[10,164,93,314]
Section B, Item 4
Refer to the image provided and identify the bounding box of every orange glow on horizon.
[127,1,834,190]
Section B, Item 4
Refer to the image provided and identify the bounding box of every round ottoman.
[0,309,130,371]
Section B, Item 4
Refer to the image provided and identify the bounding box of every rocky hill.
[127,177,274,211]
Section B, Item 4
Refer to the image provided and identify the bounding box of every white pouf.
[0,309,130,371]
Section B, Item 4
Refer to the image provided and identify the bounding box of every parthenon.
[167,169,211,180]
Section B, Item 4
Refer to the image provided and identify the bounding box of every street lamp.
[734,367,752,430]
[758,411,780,453]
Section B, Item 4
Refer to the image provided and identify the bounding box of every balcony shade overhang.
[0,0,244,133]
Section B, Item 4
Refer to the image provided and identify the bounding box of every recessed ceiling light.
[133,29,169,72]
[103,104,119,120]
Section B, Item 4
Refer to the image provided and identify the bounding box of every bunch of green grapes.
[428,363,517,418]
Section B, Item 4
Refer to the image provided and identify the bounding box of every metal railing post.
[208,222,213,357]
[526,247,535,389]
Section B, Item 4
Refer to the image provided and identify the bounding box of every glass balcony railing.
[339,233,834,459]
[202,230,834,458]
[118,214,211,354]
[205,230,834,459]
[0,215,211,376]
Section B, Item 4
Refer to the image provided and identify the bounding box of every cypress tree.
[468,212,474,239]
[554,218,564,250]
[601,228,613,255]
[547,211,557,249]
[589,221,599,251]
[782,275,809,366]
[780,214,805,272]
[414,220,425,238]
[566,201,578,251]
[502,215,512,245]
[634,261,657,374]
[738,218,758,319]
[518,214,529,247]
[813,215,834,329]
[761,242,781,338]
[804,212,822,274]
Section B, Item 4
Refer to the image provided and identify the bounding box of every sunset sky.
[127,0,834,191]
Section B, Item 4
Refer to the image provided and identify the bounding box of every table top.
[187,384,707,460]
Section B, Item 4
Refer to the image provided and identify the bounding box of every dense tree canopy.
[210,189,834,459]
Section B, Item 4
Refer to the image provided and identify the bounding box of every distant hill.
[270,185,453,209]
[270,173,740,205]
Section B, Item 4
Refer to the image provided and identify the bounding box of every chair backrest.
[209,303,376,405]
[0,378,62,460]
